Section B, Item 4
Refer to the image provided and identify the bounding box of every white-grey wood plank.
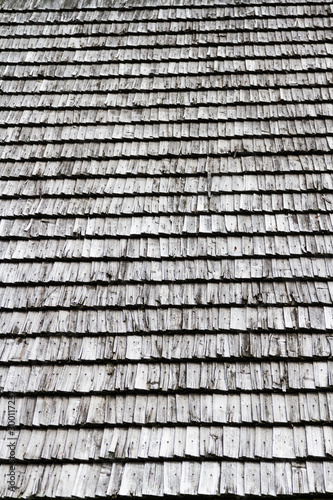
[198,462,220,495]
[119,463,144,496]
[180,461,200,495]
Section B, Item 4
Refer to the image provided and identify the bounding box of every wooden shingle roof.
[0,0,333,498]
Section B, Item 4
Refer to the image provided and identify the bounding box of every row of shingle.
[2,282,333,309]
[3,96,333,115]
[1,0,330,8]
[3,173,333,196]
[0,360,331,393]
[2,103,332,125]
[2,425,332,461]
[0,155,331,179]
[1,138,332,161]
[2,255,333,282]
[1,257,333,284]
[3,121,332,144]
[1,71,329,93]
[0,16,330,37]
[2,58,331,78]
[1,332,332,363]
[1,460,332,497]
[1,5,331,23]
[1,234,330,262]
[0,30,329,50]
[0,154,333,182]
[0,194,331,217]
[94,0,333,5]
[2,306,331,334]
[2,173,333,195]
[1,259,332,292]
[4,391,332,427]
[1,43,331,64]
[2,214,332,239]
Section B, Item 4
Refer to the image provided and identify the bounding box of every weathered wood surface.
[0,0,333,498]
[6,460,333,498]
[0,360,332,392]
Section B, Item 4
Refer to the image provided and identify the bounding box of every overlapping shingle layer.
[0,0,333,498]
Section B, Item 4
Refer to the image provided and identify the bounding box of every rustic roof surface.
[0,0,333,498]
